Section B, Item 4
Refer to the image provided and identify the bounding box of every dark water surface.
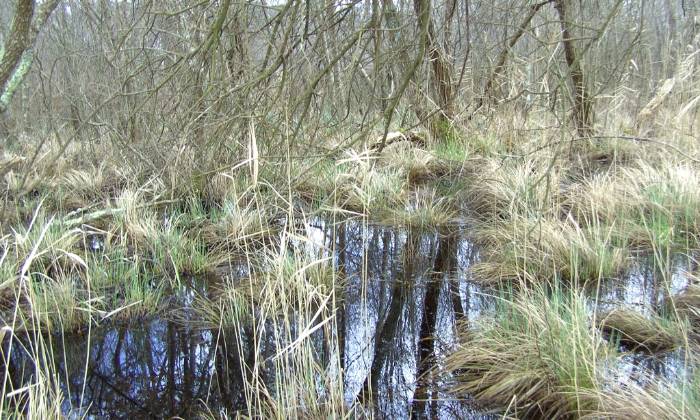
[2,219,694,418]
[3,219,496,419]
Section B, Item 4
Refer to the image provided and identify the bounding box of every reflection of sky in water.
[597,255,693,313]
[594,254,695,391]
[5,220,693,418]
[319,220,493,418]
[601,347,691,398]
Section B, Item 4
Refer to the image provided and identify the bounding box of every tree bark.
[554,0,594,137]
[414,0,456,138]
[0,1,35,95]
[0,0,61,114]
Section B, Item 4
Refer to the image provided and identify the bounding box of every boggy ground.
[1,109,700,418]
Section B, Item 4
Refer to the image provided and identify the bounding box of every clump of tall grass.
[10,212,84,276]
[210,222,350,418]
[372,134,468,186]
[195,229,338,326]
[465,157,564,221]
[431,135,471,164]
[292,151,406,215]
[258,246,337,311]
[381,188,458,228]
[160,146,203,199]
[670,283,700,320]
[28,271,93,331]
[598,308,684,353]
[193,277,251,328]
[564,159,700,252]
[461,126,513,157]
[2,161,49,199]
[471,215,628,284]
[56,163,123,210]
[112,189,224,278]
[333,152,405,214]
[562,172,639,226]
[585,367,700,419]
[0,209,85,332]
[664,283,700,341]
[381,141,443,183]
[607,161,700,252]
[87,249,164,321]
[202,197,268,249]
[443,283,614,418]
[292,158,342,201]
[148,218,217,279]
[573,137,637,169]
[0,203,73,417]
[111,188,160,247]
[203,171,250,203]
[11,244,166,331]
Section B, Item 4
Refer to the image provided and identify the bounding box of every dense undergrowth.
[1,105,700,418]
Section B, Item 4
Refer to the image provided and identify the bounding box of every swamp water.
[1,219,695,419]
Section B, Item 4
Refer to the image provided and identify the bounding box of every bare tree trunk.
[0,0,60,114]
[554,0,594,137]
[0,1,35,95]
[414,0,456,140]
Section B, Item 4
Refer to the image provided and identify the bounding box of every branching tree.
[0,0,695,158]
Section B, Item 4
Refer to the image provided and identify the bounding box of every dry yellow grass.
[470,215,628,284]
[443,285,613,418]
[598,308,682,353]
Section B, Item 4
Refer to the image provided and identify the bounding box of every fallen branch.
[0,154,25,178]
[63,198,181,228]
[369,130,427,153]
[523,134,700,164]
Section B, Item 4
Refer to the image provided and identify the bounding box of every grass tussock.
[465,157,564,221]
[382,141,436,182]
[583,369,700,420]
[218,226,348,418]
[563,159,700,251]
[598,308,684,353]
[666,283,700,340]
[443,284,613,418]
[56,163,123,209]
[202,197,269,249]
[194,232,338,328]
[381,188,458,228]
[3,240,167,331]
[294,150,407,215]
[335,155,405,213]
[193,278,251,329]
[671,283,700,317]
[471,215,628,284]
[10,213,84,275]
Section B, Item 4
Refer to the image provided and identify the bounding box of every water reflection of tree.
[357,226,445,417]
[336,222,347,372]
[413,230,456,419]
[85,321,218,417]
[215,326,256,413]
[3,221,487,418]
[6,320,258,418]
